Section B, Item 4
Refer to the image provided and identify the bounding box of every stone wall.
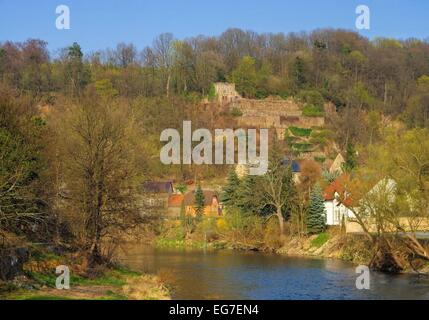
[214,83,241,104]
[212,82,326,140]
[231,97,325,139]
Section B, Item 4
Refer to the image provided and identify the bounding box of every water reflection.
[117,245,429,300]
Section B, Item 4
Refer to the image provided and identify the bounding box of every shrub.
[302,104,325,117]
[297,89,325,109]
[314,156,326,163]
[208,84,216,101]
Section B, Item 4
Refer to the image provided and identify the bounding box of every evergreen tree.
[306,184,326,234]
[343,143,357,173]
[221,168,240,210]
[194,184,205,221]
[236,174,263,215]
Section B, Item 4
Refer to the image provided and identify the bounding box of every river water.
[117,245,429,300]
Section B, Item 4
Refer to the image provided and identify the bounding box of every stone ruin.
[213,82,325,140]
[213,82,242,104]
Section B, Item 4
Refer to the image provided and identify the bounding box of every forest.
[1,28,429,284]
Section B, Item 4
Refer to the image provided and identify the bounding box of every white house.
[323,175,355,226]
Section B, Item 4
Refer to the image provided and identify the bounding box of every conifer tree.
[343,143,357,173]
[306,184,326,234]
[221,168,240,210]
[194,184,205,221]
[236,174,262,215]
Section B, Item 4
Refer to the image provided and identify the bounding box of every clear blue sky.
[0,0,428,54]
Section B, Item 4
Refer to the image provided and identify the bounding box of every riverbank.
[277,231,372,265]
[117,243,429,300]
[153,221,370,263]
[153,222,429,274]
[0,246,171,300]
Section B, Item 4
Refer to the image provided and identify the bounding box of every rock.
[0,247,29,281]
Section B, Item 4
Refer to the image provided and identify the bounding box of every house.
[143,181,174,210]
[282,158,302,183]
[183,190,222,217]
[323,174,355,226]
[329,153,345,174]
[167,194,184,218]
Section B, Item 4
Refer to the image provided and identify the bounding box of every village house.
[143,181,174,210]
[183,190,222,217]
[167,194,184,218]
[281,158,302,183]
[329,153,345,174]
[323,174,355,226]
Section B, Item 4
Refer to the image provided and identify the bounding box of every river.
[117,245,429,300]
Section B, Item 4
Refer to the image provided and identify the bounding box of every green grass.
[29,247,62,262]
[27,266,140,289]
[101,290,128,300]
[289,126,312,137]
[17,295,76,300]
[311,233,330,248]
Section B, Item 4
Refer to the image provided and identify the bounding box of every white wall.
[324,199,355,226]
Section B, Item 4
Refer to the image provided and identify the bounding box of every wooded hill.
[1,28,429,270]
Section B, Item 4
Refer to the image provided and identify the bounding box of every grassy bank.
[154,219,374,265]
[151,217,429,274]
[0,247,171,300]
[277,231,373,265]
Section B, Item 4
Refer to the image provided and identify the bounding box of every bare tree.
[258,139,296,238]
[152,33,174,97]
[58,89,142,266]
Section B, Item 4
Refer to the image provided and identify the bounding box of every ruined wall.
[214,83,241,104]
[232,97,325,139]
[213,82,325,140]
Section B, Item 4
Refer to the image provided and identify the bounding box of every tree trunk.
[166,72,171,97]
[277,207,284,237]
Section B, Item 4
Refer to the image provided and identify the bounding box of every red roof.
[323,174,353,207]
[183,190,218,206]
[168,194,184,207]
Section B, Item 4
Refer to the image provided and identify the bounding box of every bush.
[297,90,325,109]
[208,84,216,102]
[314,156,326,163]
[222,209,264,245]
[302,104,325,117]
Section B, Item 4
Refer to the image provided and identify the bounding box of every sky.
[0,0,428,54]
